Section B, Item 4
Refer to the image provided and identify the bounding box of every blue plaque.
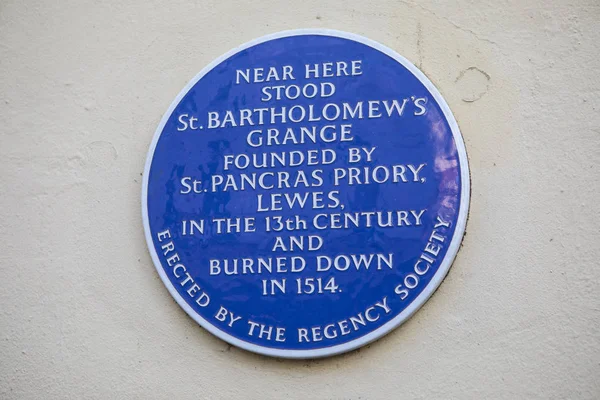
[142,30,470,358]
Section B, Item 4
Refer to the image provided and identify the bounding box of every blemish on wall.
[81,141,118,169]
[455,67,490,102]
[416,22,424,69]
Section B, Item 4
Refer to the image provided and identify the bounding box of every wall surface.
[1,1,599,399]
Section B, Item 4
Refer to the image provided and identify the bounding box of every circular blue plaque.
[142,30,469,358]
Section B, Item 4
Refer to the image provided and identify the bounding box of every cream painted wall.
[1,1,599,398]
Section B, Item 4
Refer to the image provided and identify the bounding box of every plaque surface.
[142,29,469,358]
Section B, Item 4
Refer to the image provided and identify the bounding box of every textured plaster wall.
[1,1,599,399]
